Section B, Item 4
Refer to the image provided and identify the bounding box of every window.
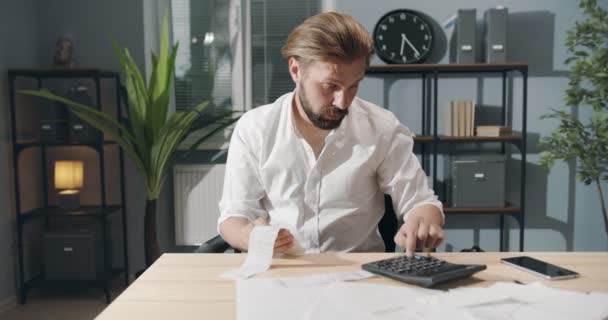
[171,0,320,111]
[250,0,320,107]
[171,0,241,112]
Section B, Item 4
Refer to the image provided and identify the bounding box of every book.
[451,101,458,136]
[464,100,470,136]
[445,100,476,136]
[476,125,512,137]
[470,101,476,136]
[458,101,465,136]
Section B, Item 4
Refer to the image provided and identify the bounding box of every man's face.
[292,57,366,130]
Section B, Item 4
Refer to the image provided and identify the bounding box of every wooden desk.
[96,252,608,319]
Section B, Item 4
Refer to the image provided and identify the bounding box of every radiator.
[173,164,226,246]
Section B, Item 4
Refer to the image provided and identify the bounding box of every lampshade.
[54,161,84,190]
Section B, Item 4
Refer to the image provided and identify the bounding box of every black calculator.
[362,255,486,287]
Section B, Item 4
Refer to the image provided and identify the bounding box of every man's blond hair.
[281,12,374,67]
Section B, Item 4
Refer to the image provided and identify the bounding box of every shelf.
[413,135,523,143]
[366,62,528,75]
[8,68,119,78]
[10,68,129,305]
[444,205,521,214]
[19,205,122,220]
[365,61,528,252]
[15,140,118,152]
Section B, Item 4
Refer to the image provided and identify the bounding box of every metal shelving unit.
[7,69,129,304]
[366,62,528,252]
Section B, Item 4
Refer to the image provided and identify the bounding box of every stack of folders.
[476,125,512,137]
[446,100,476,136]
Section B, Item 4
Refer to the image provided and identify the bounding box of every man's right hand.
[219,216,295,253]
[253,217,295,253]
[274,228,295,253]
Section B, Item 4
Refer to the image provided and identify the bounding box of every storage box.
[43,228,103,280]
[66,85,102,143]
[39,98,69,143]
[447,155,506,207]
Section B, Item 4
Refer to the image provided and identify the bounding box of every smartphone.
[500,256,579,280]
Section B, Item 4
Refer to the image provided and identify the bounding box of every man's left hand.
[393,205,444,256]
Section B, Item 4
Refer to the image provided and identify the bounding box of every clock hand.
[400,34,406,55]
[402,33,421,56]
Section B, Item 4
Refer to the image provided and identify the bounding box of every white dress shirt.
[218,92,443,252]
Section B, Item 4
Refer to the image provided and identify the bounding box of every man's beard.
[298,85,348,130]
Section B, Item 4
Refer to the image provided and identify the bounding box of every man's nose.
[333,90,350,110]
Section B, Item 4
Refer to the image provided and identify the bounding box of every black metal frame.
[366,62,528,252]
[7,69,130,304]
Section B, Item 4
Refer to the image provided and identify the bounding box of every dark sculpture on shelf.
[53,36,78,68]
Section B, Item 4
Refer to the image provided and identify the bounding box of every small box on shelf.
[43,228,104,281]
[65,85,102,144]
[446,154,506,208]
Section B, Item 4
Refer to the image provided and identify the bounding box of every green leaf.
[148,103,207,198]
[18,89,147,176]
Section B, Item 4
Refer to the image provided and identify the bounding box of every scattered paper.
[275,270,375,288]
[237,276,322,320]
[237,277,608,320]
[237,277,433,320]
[300,281,434,320]
[417,282,608,320]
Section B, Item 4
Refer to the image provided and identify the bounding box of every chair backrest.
[378,194,398,252]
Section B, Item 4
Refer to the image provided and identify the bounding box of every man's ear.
[288,57,302,84]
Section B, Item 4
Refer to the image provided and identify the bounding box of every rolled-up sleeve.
[376,120,444,223]
[217,118,267,232]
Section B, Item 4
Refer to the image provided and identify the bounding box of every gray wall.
[337,0,608,251]
[0,0,148,305]
[0,0,39,306]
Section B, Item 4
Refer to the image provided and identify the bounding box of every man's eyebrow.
[325,76,365,86]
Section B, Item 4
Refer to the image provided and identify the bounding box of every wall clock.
[373,9,434,64]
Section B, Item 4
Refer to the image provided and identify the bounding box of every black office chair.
[196,195,399,253]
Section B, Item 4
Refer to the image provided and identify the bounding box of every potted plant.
[540,0,608,236]
[20,12,236,268]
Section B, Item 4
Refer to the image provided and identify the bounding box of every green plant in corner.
[539,0,608,236]
[19,12,237,268]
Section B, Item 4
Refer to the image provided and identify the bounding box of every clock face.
[373,10,433,64]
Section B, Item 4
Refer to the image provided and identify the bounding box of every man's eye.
[323,83,337,90]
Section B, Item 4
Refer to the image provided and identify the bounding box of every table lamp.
[54,160,84,211]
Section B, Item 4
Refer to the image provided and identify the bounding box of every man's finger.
[276,231,291,241]
[393,228,407,249]
[275,233,294,247]
[430,225,445,248]
[274,239,294,252]
[404,218,420,257]
[416,221,429,249]
[277,228,291,237]
[423,224,439,248]
[275,229,293,241]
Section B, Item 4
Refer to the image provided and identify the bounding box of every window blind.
[250,0,320,107]
[171,0,321,110]
[171,0,233,111]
